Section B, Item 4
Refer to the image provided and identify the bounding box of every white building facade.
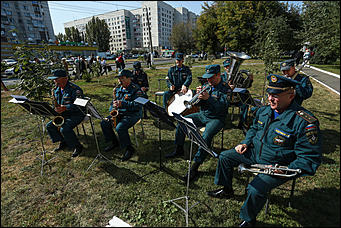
[64,1,197,53]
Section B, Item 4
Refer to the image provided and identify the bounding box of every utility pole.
[145,7,154,66]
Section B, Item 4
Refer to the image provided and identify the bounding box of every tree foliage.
[301,1,340,64]
[169,22,195,54]
[193,2,222,55]
[85,17,111,52]
[13,45,63,101]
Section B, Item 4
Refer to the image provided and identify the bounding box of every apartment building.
[1,1,55,43]
[64,1,197,53]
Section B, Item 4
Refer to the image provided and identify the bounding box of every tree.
[13,45,63,101]
[55,33,64,42]
[169,22,195,54]
[85,17,111,52]
[193,2,222,55]
[301,1,340,64]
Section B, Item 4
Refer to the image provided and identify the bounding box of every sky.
[48,1,213,35]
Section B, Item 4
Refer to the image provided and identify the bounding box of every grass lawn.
[1,59,340,227]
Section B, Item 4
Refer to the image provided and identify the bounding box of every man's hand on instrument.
[199,90,209,100]
[113,100,122,108]
[228,81,235,90]
[170,85,175,91]
[55,105,67,113]
[181,85,188,94]
[235,144,248,154]
[141,87,148,92]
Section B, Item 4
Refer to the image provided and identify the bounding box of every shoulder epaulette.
[296,110,317,123]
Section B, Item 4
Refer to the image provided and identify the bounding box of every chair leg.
[82,123,87,140]
[76,125,80,136]
[140,119,145,139]
[133,125,138,147]
[221,129,224,151]
[289,178,296,208]
[265,191,271,215]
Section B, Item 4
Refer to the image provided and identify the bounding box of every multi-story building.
[1,1,55,43]
[64,1,197,53]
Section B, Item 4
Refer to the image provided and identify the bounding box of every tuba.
[227,51,251,87]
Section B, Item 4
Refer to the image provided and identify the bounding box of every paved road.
[2,61,339,96]
[301,66,340,95]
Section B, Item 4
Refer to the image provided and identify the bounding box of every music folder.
[172,112,218,158]
[134,97,176,129]
[9,95,58,117]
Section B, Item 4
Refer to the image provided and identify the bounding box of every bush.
[82,71,92,82]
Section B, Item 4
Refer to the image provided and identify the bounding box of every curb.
[308,66,340,79]
[301,70,340,96]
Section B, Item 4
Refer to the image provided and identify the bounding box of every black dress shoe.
[165,145,184,158]
[207,187,234,199]
[121,145,135,161]
[239,219,256,227]
[71,144,83,157]
[54,141,67,152]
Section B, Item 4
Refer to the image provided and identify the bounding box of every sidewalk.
[301,66,340,95]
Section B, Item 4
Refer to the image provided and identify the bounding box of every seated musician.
[132,61,149,118]
[280,59,313,105]
[100,70,145,161]
[166,64,230,182]
[162,53,192,108]
[222,58,254,131]
[207,74,322,227]
[46,69,85,158]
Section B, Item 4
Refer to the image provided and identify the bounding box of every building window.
[3,2,9,7]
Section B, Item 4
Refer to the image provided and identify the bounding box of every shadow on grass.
[99,162,146,184]
[321,129,340,156]
[257,187,340,227]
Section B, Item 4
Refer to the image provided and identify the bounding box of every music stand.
[163,112,218,227]
[74,98,116,171]
[9,95,60,176]
[134,97,175,171]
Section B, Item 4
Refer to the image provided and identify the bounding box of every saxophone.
[109,83,120,127]
[51,88,64,128]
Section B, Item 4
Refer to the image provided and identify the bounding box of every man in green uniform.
[132,61,149,118]
[207,74,322,227]
[166,64,230,182]
[100,69,145,161]
[162,53,192,108]
[46,69,85,158]
[280,59,313,105]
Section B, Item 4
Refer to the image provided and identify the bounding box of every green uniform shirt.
[197,80,230,122]
[241,101,322,176]
[166,65,192,90]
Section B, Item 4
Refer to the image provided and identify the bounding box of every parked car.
[5,65,21,76]
[2,59,17,66]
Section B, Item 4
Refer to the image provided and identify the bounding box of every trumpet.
[238,163,301,177]
[184,84,211,109]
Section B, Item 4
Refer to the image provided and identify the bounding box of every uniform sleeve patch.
[305,124,318,144]
[275,128,291,138]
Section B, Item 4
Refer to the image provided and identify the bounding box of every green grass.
[1,60,340,227]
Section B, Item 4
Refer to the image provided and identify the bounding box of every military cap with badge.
[202,64,221,79]
[175,53,184,60]
[115,69,133,78]
[280,59,296,71]
[266,73,301,94]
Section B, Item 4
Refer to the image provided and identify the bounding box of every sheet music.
[9,98,26,104]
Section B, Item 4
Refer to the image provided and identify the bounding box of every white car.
[2,59,17,66]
